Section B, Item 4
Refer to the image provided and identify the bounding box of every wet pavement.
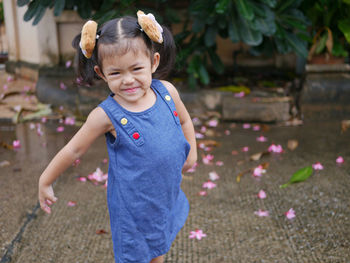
[1,110,350,262]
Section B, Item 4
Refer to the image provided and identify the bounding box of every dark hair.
[72,16,176,85]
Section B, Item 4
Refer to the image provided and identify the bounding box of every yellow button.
[165,95,171,101]
[120,118,128,125]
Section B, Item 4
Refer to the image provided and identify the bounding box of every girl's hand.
[38,183,58,214]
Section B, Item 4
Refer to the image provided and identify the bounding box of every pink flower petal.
[208,119,218,127]
[234,91,245,98]
[209,171,220,181]
[65,60,72,68]
[202,154,214,165]
[198,191,207,196]
[64,117,75,126]
[72,159,81,166]
[60,82,67,90]
[13,140,21,149]
[252,125,261,131]
[268,144,283,153]
[215,161,224,166]
[242,146,249,152]
[195,132,205,139]
[56,126,65,132]
[257,190,267,199]
[187,162,198,173]
[102,158,108,164]
[253,165,266,177]
[254,209,269,217]
[243,123,251,129]
[3,84,8,91]
[256,136,268,142]
[312,162,324,170]
[67,201,76,207]
[78,177,87,182]
[202,181,217,189]
[7,76,14,82]
[192,117,201,126]
[189,229,207,240]
[285,208,296,219]
[224,130,231,135]
[336,156,344,164]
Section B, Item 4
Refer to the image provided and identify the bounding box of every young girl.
[38,11,197,263]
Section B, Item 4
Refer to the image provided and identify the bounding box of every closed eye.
[134,67,143,71]
[109,72,120,76]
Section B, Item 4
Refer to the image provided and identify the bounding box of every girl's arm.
[38,107,113,214]
[161,80,197,172]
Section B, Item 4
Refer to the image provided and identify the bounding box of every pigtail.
[72,33,99,85]
[153,25,176,79]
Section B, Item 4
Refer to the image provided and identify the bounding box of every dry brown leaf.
[0,160,11,167]
[287,140,299,151]
[250,151,270,161]
[0,141,13,150]
[204,129,217,137]
[197,139,221,148]
[96,229,108,235]
[283,118,303,126]
[341,120,350,133]
[260,162,270,169]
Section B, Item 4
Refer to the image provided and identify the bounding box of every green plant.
[301,0,350,60]
[178,0,309,88]
[0,1,4,23]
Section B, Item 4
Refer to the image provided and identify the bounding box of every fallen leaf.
[250,151,270,161]
[197,139,221,148]
[96,229,108,235]
[0,141,13,150]
[283,118,303,126]
[280,166,313,188]
[341,120,350,133]
[287,140,299,151]
[0,160,10,167]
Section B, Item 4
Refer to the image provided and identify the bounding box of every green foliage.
[0,1,4,23]
[16,0,348,88]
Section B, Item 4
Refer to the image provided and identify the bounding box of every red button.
[174,111,178,117]
[132,132,140,140]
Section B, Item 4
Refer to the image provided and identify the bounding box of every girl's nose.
[122,73,134,85]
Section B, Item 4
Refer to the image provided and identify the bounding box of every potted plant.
[301,0,350,64]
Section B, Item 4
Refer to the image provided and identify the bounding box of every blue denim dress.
[99,79,190,263]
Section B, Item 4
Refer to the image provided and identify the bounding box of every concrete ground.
[1,73,350,262]
[1,116,350,263]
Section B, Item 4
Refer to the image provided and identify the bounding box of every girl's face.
[95,39,160,109]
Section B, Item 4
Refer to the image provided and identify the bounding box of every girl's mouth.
[124,87,139,94]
